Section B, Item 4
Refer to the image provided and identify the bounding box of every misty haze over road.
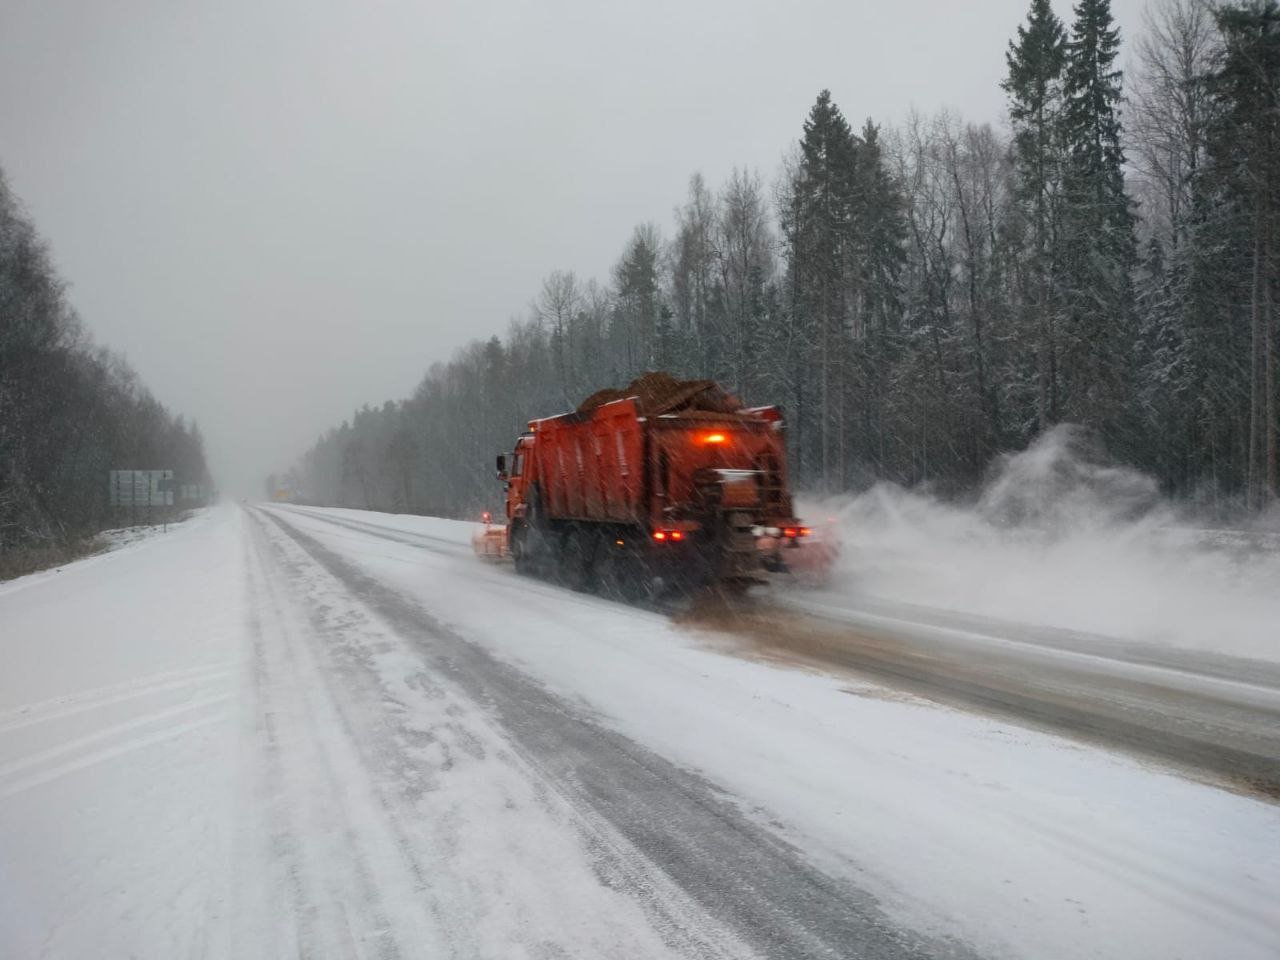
[0,0,1149,494]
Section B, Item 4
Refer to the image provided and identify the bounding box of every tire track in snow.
[708,600,1280,799]
[237,512,429,960]
[0,693,229,780]
[270,504,469,557]
[0,714,221,800]
[260,507,975,960]
[247,508,756,959]
[0,665,230,734]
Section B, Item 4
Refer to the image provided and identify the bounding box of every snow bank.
[806,426,1280,662]
[0,504,242,958]
[95,512,200,553]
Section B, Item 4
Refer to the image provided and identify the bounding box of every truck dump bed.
[489,372,822,593]
[530,398,646,524]
[527,372,794,529]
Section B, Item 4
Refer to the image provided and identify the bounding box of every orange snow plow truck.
[473,372,821,596]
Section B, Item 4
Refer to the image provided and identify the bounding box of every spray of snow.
[806,425,1280,662]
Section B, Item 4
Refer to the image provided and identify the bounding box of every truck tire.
[511,522,532,575]
[558,526,593,592]
[597,532,649,604]
[524,484,552,569]
[595,532,627,600]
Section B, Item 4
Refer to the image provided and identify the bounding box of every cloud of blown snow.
[804,425,1280,662]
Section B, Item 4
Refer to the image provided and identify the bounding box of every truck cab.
[498,434,535,526]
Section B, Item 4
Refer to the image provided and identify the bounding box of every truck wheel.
[597,534,648,604]
[596,533,627,600]
[524,485,559,574]
[623,561,656,604]
[558,526,592,592]
[511,523,531,575]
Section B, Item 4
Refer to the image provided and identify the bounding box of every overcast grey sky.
[0,0,1147,495]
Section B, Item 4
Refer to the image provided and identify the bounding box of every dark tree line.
[293,0,1279,519]
[0,167,210,568]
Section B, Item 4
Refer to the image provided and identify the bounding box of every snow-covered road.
[758,590,1280,792]
[2,503,1277,959]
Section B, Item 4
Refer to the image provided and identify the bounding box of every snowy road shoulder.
[0,504,243,959]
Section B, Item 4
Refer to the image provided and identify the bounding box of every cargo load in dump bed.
[480,372,815,597]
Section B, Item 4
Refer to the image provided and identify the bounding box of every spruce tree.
[782,90,858,489]
[847,118,907,480]
[1002,0,1068,433]
[610,226,663,376]
[1059,0,1138,441]
[1205,1,1280,506]
[851,119,907,338]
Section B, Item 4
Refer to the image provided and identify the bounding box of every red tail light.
[670,530,684,541]
[799,526,811,537]
[653,530,667,541]
[783,527,797,539]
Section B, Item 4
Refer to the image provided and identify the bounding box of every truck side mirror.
[495,454,508,481]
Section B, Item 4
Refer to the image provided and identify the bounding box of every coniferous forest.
[0,169,210,572]
[289,0,1278,519]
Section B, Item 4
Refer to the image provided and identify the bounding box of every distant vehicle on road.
[474,372,827,596]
